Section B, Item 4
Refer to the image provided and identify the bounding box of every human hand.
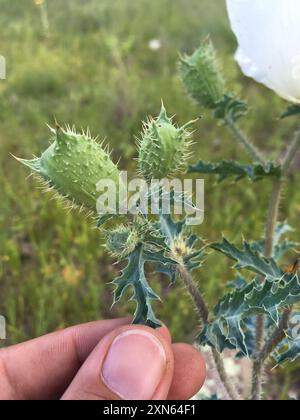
[0,318,206,400]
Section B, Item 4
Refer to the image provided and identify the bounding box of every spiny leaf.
[251,240,299,262]
[205,238,300,355]
[210,238,284,280]
[274,336,300,365]
[112,244,175,329]
[109,216,178,327]
[275,339,300,364]
[188,160,281,182]
[226,275,248,290]
[235,316,257,359]
[226,276,274,358]
[280,105,300,119]
[274,241,299,260]
[158,214,205,273]
[152,214,205,282]
[274,222,294,245]
[159,214,186,243]
[273,312,300,364]
[213,94,248,122]
[200,275,300,356]
[250,222,298,261]
[155,262,177,283]
[198,394,222,401]
[273,222,299,260]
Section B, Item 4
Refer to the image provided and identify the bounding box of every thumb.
[61,324,174,400]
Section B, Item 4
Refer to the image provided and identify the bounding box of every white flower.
[226,0,300,103]
[148,39,162,51]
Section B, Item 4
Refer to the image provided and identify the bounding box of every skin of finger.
[0,318,130,400]
[157,325,171,344]
[61,324,174,400]
[167,343,206,400]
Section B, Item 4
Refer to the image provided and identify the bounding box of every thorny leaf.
[188,160,281,182]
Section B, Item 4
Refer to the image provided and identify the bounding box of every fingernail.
[101,329,167,400]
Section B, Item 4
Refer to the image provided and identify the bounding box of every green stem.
[282,129,300,175]
[279,371,292,401]
[38,1,50,36]
[211,348,241,401]
[178,265,208,328]
[252,175,283,399]
[252,307,291,400]
[258,307,292,365]
[251,179,282,400]
[178,265,240,400]
[225,117,266,165]
[251,127,300,400]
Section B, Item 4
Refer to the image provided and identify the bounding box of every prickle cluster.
[104,225,134,258]
[105,217,166,259]
[17,124,120,212]
[180,38,225,109]
[138,104,196,182]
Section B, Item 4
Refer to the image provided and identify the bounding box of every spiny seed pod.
[180,39,225,109]
[17,125,120,212]
[104,225,133,257]
[105,217,165,258]
[138,104,196,182]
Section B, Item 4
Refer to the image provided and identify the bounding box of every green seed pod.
[17,125,120,212]
[138,104,195,182]
[104,225,133,257]
[105,217,165,258]
[105,223,145,259]
[180,39,225,109]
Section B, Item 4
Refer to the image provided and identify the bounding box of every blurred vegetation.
[0,1,300,391]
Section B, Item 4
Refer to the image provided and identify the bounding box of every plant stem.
[263,180,283,257]
[225,117,266,165]
[178,265,240,400]
[282,128,300,175]
[252,307,291,400]
[254,176,283,375]
[251,128,300,400]
[258,307,292,365]
[251,178,283,399]
[211,348,240,401]
[178,265,208,327]
[34,1,50,36]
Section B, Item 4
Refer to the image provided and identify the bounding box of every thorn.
[53,116,60,131]
[10,152,22,162]
[46,123,56,134]
[25,172,34,180]
[181,118,199,131]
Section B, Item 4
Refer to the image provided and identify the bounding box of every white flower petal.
[226,0,300,103]
[148,39,162,51]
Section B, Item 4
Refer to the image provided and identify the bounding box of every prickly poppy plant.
[18,6,300,401]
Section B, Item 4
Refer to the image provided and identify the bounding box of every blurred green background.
[0,1,300,392]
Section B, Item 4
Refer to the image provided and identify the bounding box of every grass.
[0,1,300,385]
